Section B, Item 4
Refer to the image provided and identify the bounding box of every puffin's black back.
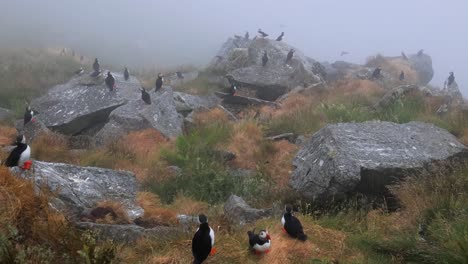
[24,108,32,125]
[284,212,307,241]
[192,223,212,264]
[105,74,115,90]
[3,143,27,167]
[141,90,151,104]
[155,77,163,91]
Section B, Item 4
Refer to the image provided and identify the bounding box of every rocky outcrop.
[173,91,220,115]
[209,38,324,100]
[76,222,180,243]
[0,107,13,123]
[290,121,468,201]
[223,195,272,225]
[408,52,434,85]
[95,87,183,145]
[372,84,420,110]
[165,71,199,87]
[18,161,143,220]
[31,72,138,135]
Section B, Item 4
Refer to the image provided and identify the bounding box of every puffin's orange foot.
[209,247,217,256]
[264,249,271,254]
[282,227,287,233]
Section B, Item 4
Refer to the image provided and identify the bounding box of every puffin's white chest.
[253,240,271,252]
[19,145,31,166]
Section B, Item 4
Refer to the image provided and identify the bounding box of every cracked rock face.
[290,121,468,201]
[19,161,143,220]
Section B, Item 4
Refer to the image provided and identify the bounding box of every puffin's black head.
[95,58,98,62]
[450,72,454,76]
[285,204,293,213]
[198,214,208,224]
[158,73,162,78]
[16,135,25,144]
[107,71,111,76]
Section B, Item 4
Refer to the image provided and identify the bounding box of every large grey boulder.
[95,87,183,145]
[408,52,434,85]
[30,72,140,135]
[0,107,13,123]
[76,222,180,243]
[173,91,220,114]
[224,195,272,225]
[290,121,468,201]
[18,161,143,220]
[209,38,324,100]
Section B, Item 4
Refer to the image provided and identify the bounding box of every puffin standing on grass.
[2,135,31,169]
[282,204,307,241]
[192,214,215,264]
[105,71,115,91]
[23,106,38,125]
[248,229,271,255]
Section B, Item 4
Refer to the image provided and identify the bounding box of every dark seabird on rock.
[371,67,382,79]
[258,28,268,38]
[276,32,284,41]
[155,73,163,92]
[245,31,249,40]
[286,49,295,63]
[23,105,38,125]
[401,51,408,60]
[417,49,424,56]
[105,71,115,91]
[399,71,405,81]
[448,72,455,86]
[74,67,84,75]
[176,71,184,79]
[124,67,130,81]
[93,58,100,73]
[140,87,151,104]
[247,229,271,255]
[2,135,31,169]
[262,51,268,67]
[192,214,215,264]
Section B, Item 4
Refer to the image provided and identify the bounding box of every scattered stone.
[223,195,273,225]
[266,133,297,143]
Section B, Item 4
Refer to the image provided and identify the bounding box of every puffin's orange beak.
[266,234,271,240]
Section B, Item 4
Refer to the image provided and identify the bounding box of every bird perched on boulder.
[92,58,100,73]
[447,72,455,86]
[176,71,184,79]
[286,49,295,63]
[74,67,84,75]
[234,34,242,39]
[2,135,31,170]
[401,51,408,60]
[192,214,215,264]
[248,229,271,254]
[371,67,382,79]
[155,73,163,92]
[124,67,130,81]
[399,71,405,81]
[417,49,424,56]
[230,82,238,96]
[245,31,249,40]
[140,87,151,104]
[262,51,268,67]
[258,28,268,38]
[105,71,115,91]
[282,204,307,241]
[276,32,284,41]
[23,105,39,125]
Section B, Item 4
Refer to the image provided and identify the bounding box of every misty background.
[1,0,466,94]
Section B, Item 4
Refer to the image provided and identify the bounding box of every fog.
[1,0,466,94]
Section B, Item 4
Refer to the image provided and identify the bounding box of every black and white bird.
[230,82,238,96]
[399,71,405,81]
[258,28,268,38]
[286,49,295,63]
[140,87,151,105]
[262,51,268,67]
[155,73,163,92]
[448,72,455,86]
[92,58,100,73]
[247,229,271,254]
[2,135,31,168]
[124,67,130,81]
[23,106,38,125]
[371,67,382,79]
[245,31,249,40]
[282,204,307,241]
[192,214,215,264]
[276,32,284,41]
[105,71,115,91]
[176,71,184,79]
[74,67,84,75]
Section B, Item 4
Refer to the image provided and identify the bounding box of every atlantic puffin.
[448,72,455,86]
[371,67,382,79]
[276,32,284,41]
[23,106,38,125]
[282,204,307,241]
[2,135,31,169]
[248,229,271,254]
[124,67,130,81]
[262,51,268,67]
[140,87,151,105]
[105,71,115,91]
[155,73,163,92]
[192,214,215,264]
[286,49,295,63]
[258,29,268,38]
[399,71,405,81]
[74,67,84,75]
[93,58,100,73]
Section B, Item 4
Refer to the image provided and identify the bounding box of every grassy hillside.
[0,53,467,263]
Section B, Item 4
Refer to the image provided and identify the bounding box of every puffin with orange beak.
[247,229,271,254]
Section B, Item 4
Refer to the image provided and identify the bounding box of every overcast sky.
[1,0,466,94]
